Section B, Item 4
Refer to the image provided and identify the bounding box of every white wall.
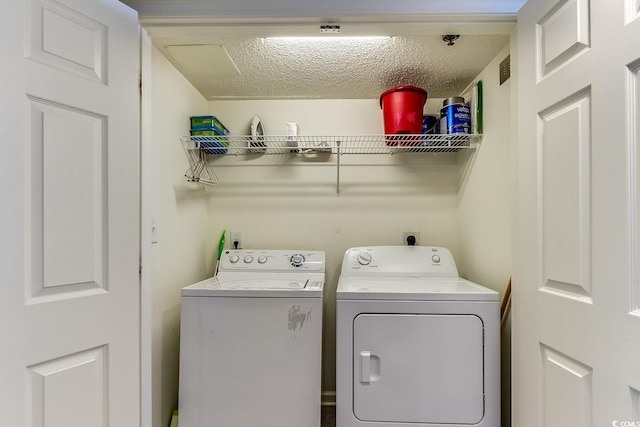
[142,42,211,427]
[456,43,512,290]
[456,42,513,427]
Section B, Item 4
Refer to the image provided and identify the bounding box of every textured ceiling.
[130,0,517,100]
[147,27,510,100]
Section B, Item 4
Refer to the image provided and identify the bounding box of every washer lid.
[337,277,498,301]
[182,276,324,298]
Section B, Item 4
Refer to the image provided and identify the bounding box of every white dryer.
[336,246,500,427]
[179,249,325,427]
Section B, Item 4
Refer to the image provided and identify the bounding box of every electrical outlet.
[230,231,242,250]
[402,231,420,246]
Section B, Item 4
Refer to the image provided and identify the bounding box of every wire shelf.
[180,134,482,189]
[182,134,480,156]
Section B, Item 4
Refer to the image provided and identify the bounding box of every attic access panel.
[165,44,240,77]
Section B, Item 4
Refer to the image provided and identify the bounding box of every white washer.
[179,249,325,427]
[336,246,500,427]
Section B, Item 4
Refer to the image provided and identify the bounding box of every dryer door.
[353,314,484,424]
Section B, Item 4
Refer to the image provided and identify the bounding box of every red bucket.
[379,86,428,138]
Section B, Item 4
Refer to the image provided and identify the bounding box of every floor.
[322,405,336,427]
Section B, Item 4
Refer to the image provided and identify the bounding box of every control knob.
[244,255,254,264]
[290,254,305,267]
[229,255,240,263]
[357,252,372,265]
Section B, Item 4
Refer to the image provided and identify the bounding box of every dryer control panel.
[341,246,458,278]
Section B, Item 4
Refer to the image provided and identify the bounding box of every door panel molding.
[25,96,108,304]
[537,0,590,80]
[26,346,108,427]
[541,344,593,427]
[27,0,107,83]
[625,0,640,24]
[631,387,640,420]
[538,88,592,303]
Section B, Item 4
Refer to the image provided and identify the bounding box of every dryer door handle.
[359,351,381,384]
[360,351,371,383]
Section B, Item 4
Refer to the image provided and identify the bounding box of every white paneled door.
[515,0,640,425]
[0,1,140,426]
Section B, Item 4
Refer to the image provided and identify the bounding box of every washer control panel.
[220,249,325,272]
[341,246,459,278]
